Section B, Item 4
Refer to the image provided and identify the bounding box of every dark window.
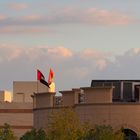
[123,129,138,140]
[79,93,85,103]
[123,83,132,101]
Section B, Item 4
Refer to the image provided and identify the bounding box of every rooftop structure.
[33,80,140,140]
[91,80,140,102]
[13,81,49,103]
[0,81,49,139]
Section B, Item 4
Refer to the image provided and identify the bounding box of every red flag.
[37,69,45,81]
[48,68,54,85]
[37,69,49,87]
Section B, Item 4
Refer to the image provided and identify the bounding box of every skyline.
[0,1,140,92]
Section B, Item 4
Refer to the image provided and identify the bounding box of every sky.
[0,0,140,92]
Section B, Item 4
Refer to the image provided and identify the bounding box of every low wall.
[0,102,33,139]
[34,103,140,135]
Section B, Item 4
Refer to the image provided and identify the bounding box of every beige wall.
[60,90,75,106]
[34,103,140,135]
[60,87,113,106]
[34,92,55,108]
[33,86,140,135]
[75,103,140,134]
[0,102,32,109]
[0,102,33,139]
[81,87,113,103]
[13,81,49,102]
[0,113,32,127]
[0,81,50,139]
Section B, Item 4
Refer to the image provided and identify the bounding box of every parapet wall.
[34,103,140,135]
[33,86,140,136]
[0,102,33,139]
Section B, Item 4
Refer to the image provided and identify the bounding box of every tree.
[47,108,84,140]
[46,108,125,140]
[84,125,124,140]
[20,128,47,140]
[0,123,17,140]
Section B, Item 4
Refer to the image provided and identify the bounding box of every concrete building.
[91,80,140,102]
[0,81,49,139]
[1,79,140,139]
[0,102,33,138]
[33,80,140,140]
[13,81,49,103]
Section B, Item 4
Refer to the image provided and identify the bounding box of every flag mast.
[37,69,39,93]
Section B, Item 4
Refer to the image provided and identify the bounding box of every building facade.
[0,102,33,138]
[1,80,140,139]
[13,81,49,102]
[33,80,140,139]
[91,80,140,102]
[0,81,48,139]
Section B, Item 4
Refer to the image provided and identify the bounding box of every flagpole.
[37,69,38,93]
[37,80,39,93]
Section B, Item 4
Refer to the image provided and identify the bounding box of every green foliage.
[77,122,93,140]
[90,125,124,140]
[114,128,125,140]
[46,108,125,140]
[47,108,82,140]
[0,123,17,140]
[20,128,47,140]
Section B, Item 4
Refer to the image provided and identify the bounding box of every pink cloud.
[0,14,7,20]
[132,48,140,55]
[0,7,135,33]
[96,59,107,70]
[47,46,73,58]
[81,48,106,59]
[0,27,49,34]
[49,7,135,25]
[23,15,43,21]
[125,48,140,57]
[8,3,29,10]
[83,8,135,25]
[0,44,23,62]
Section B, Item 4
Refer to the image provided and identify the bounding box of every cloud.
[0,45,140,92]
[127,48,140,56]
[23,15,43,21]
[0,7,135,33]
[80,48,107,59]
[0,26,49,34]
[0,44,23,62]
[46,7,135,25]
[47,46,73,58]
[8,3,29,10]
[94,48,140,79]
[96,59,107,70]
[84,8,133,25]
[0,14,7,20]
[0,45,106,90]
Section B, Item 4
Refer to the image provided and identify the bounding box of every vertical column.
[132,83,135,100]
[139,88,140,102]
[31,93,36,108]
[120,81,123,100]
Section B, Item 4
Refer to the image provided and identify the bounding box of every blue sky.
[0,0,140,92]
